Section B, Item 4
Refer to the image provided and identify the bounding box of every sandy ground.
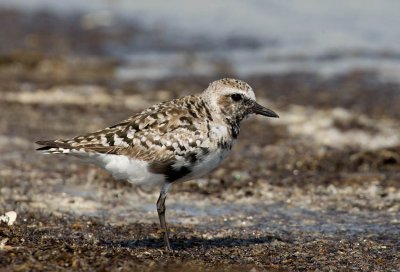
[0,8,400,272]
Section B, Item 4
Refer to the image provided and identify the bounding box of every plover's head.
[202,78,279,122]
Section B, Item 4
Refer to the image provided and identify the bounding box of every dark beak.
[252,102,279,118]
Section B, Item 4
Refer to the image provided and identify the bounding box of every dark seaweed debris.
[1,212,399,271]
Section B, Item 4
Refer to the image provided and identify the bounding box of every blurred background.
[2,0,400,80]
[0,1,399,271]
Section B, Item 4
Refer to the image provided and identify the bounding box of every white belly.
[87,153,165,186]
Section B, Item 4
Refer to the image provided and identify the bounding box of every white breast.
[179,123,233,181]
[180,147,232,182]
[209,124,229,138]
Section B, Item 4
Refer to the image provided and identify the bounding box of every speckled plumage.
[36,78,279,251]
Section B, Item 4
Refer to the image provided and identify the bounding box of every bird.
[36,78,279,251]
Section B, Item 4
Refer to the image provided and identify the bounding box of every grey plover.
[36,78,279,251]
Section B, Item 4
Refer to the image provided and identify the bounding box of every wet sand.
[1,8,400,272]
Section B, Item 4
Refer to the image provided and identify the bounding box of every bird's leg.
[157,183,172,251]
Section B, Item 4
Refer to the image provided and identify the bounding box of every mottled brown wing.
[38,95,211,162]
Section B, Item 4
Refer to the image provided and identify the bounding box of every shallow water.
[3,0,400,80]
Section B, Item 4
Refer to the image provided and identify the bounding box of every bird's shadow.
[101,235,279,250]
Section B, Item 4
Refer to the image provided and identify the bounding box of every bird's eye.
[230,94,242,102]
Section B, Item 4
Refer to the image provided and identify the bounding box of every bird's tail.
[36,140,73,154]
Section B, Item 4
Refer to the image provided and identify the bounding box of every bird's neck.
[200,96,242,140]
[224,116,241,139]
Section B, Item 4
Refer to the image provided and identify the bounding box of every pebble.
[0,211,17,226]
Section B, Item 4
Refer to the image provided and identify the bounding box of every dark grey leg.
[157,183,172,251]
